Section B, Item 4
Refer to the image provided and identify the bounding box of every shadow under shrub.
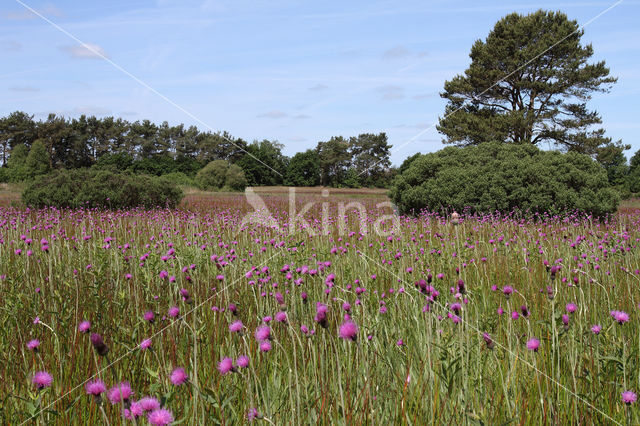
[390,142,620,217]
[22,168,183,209]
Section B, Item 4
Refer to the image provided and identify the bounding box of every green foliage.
[0,167,7,183]
[95,152,134,171]
[349,133,392,187]
[25,140,50,178]
[6,144,29,182]
[285,150,321,186]
[390,142,619,217]
[437,10,618,156]
[160,171,196,187]
[195,160,247,191]
[22,168,183,209]
[317,136,351,187]
[236,140,287,186]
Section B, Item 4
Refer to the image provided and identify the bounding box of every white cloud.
[377,85,405,101]
[3,4,62,20]
[1,40,22,51]
[10,86,40,92]
[382,46,411,60]
[257,110,287,119]
[61,43,109,60]
[308,83,328,91]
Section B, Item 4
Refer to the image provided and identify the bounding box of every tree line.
[0,111,394,188]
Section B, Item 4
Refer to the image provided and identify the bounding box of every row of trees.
[0,111,394,188]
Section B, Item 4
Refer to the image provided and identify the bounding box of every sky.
[1,0,639,165]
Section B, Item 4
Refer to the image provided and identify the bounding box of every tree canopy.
[437,10,624,157]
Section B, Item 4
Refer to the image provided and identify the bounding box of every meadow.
[2,186,640,424]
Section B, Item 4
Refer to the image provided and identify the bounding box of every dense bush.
[22,168,183,209]
[390,142,619,217]
[195,160,247,191]
[161,171,196,187]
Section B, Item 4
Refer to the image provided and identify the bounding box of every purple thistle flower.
[229,320,243,333]
[482,332,495,349]
[170,367,188,386]
[562,314,570,327]
[255,325,271,342]
[450,303,462,314]
[148,408,174,425]
[137,396,160,412]
[591,324,602,335]
[168,306,180,318]
[107,382,133,405]
[566,303,577,314]
[338,321,358,341]
[259,341,272,352]
[32,371,53,389]
[237,355,250,368]
[85,380,107,398]
[275,311,288,323]
[502,285,513,298]
[139,338,152,350]
[27,339,40,351]
[520,305,529,318]
[622,391,637,405]
[526,338,540,352]
[247,408,262,421]
[90,333,109,356]
[78,320,91,333]
[611,310,630,324]
[143,311,155,322]
[218,357,235,375]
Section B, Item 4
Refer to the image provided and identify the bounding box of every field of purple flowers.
[2,191,640,424]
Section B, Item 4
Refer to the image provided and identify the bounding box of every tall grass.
[1,195,639,424]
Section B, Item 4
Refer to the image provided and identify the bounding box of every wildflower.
[170,368,188,386]
[78,320,91,333]
[32,371,53,389]
[139,338,152,350]
[511,311,519,320]
[450,303,461,314]
[259,341,272,352]
[255,325,271,342]
[520,305,530,318]
[237,355,250,368]
[168,306,180,318]
[148,408,174,425]
[107,382,133,405]
[566,303,577,314]
[338,321,358,341]
[591,325,602,335]
[143,311,155,322]
[502,286,513,298]
[218,357,235,375]
[315,303,329,328]
[228,303,237,315]
[229,320,243,333]
[275,311,287,323]
[526,338,540,352]
[247,408,262,421]
[90,333,109,356]
[137,396,160,412]
[482,332,495,350]
[27,339,40,351]
[84,380,107,403]
[562,314,570,329]
[611,310,630,324]
[622,391,637,405]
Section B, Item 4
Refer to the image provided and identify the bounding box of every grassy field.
[2,187,640,424]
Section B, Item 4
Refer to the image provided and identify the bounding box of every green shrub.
[390,142,619,217]
[195,160,247,191]
[161,171,196,187]
[22,168,183,209]
[0,167,8,183]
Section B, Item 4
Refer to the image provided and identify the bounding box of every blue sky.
[1,0,639,165]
